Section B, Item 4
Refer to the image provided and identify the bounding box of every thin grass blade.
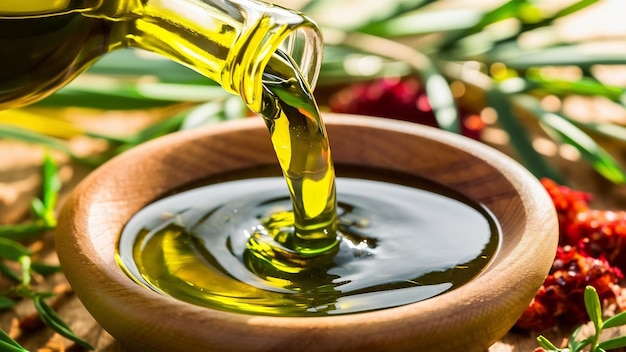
[0,329,27,352]
[486,89,563,182]
[0,297,16,310]
[421,67,460,133]
[33,295,94,350]
[491,0,600,47]
[358,8,483,37]
[0,124,74,155]
[537,335,559,350]
[86,49,210,84]
[31,262,63,276]
[602,310,626,329]
[487,44,626,71]
[0,222,52,240]
[526,75,625,102]
[41,154,61,226]
[598,335,626,350]
[0,261,21,282]
[513,95,626,183]
[0,238,32,262]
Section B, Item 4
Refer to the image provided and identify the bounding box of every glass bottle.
[0,0,322,113]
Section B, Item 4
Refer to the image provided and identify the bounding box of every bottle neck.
[111,0,323,113]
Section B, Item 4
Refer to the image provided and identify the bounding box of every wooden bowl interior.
[57,114,558,352]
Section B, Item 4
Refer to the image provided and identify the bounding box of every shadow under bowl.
[56,114,558,351]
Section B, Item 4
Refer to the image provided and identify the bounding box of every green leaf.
[512,95,626,184]
[41,154,61,227]
[358,8,483,38]
[580,122,626,144]
[19,256,31,287]
[29,199,46,220]
[537,335,559,350]
[0,221,53,241]
[0,297,16,310]
[572,336,593,352]
[0,329,28,352]
[180,97,246,130]
[599,335,626,350]
[86,49,211,84]
[486,89,563,182]
[552,0,600,19]
[33,295,94,350]
[491,0,600,48]
[123,113,187,147]
[0,124,73,156]
[35,81,230,110]
[422,68,460,133]
[584,286,603,334]
[525,75,625,103]
[602,310,626,329]
[487,44,626,71]
[0,238,31,262]
[30,262,63,276]
[323,31,460,134]
[567,325,592,352]
[0,261,22,283]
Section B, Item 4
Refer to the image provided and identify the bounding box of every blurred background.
[2,0,626,350]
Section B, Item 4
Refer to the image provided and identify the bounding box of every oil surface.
[118,166,500,316]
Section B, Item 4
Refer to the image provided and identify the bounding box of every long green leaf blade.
[0,238,31,262]
[488,44,626,70]
[0,329,28,352]
[513,95,626,184]
[0,125,73,156]
[486,89,563,182]
[0,222,53,240]
[526,75,625,102]
[0,297,16,310]
[537,335,558,350]
[584,286,603,334]
[358,8,483,37]
[599,336,626,350]
[421,67,460,133]
[41,154,61,227]
[602,310,626,329]
[86,49,210,84]
[33,295,94,350]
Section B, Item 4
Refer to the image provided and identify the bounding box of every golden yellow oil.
[118,165,500,316]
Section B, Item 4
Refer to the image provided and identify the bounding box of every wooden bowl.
[57,114,558,351]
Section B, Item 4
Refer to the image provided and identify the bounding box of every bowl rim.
[57,114,558,351]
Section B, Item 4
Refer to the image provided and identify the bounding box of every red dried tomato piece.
[516,246,622,331]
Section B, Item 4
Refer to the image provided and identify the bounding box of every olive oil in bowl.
[118,166,500,316]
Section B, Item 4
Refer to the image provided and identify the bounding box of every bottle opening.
[280,23,323,91]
